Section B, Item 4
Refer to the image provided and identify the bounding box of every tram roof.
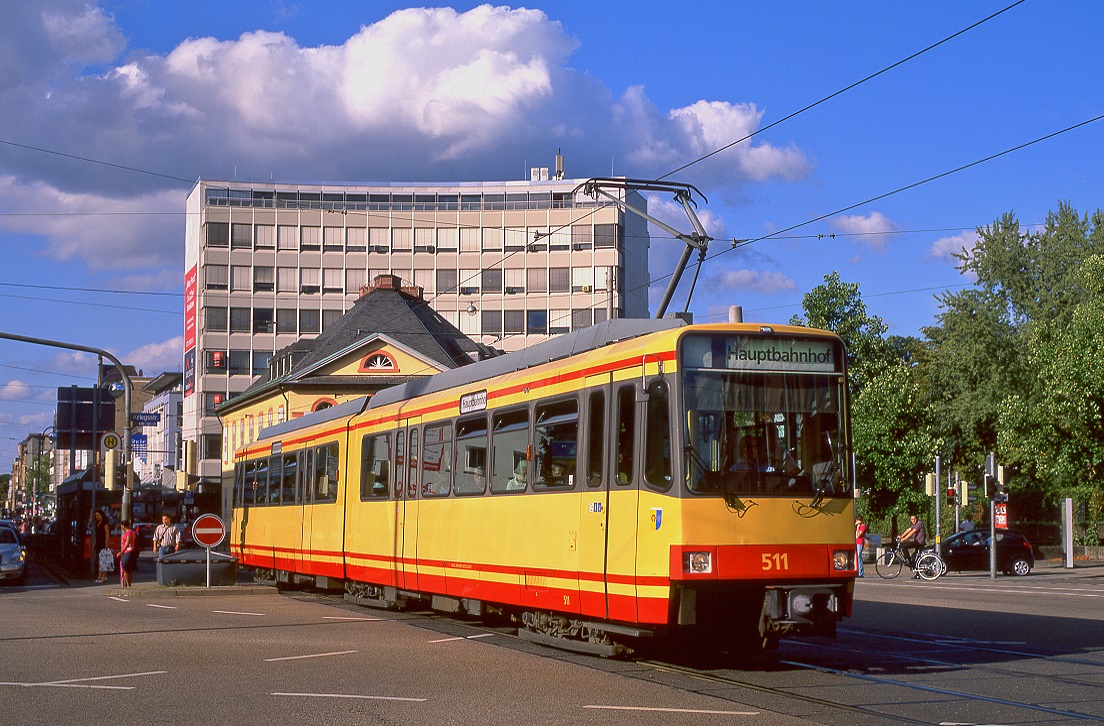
[255,318,684,443]
[259,395,369,440]
[368,317,686,410]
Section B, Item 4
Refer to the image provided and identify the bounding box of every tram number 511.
[761,552,789,571]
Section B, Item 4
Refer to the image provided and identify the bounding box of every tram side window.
[394,431,405,499]
[533,399,578,491]
[454,417,488,495]
[422,424,452,497]
[407,429,419,499]
[243,461,257,506]
[616,385,636,485]
[314,443,339,502]
[233,463,245,507]
[491,409,529,493]
[644,379,672,491]
[586,391,605,487]
[281,453,297,504]
[360,433,391,499]
[300,448,314,503]
[267,455,281,504]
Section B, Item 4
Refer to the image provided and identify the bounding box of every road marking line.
[107,596,129,602]
[212,610,265,616]
[1,670,169,690]
[147,604,177,609]
[43,671,168,685]
[0,681,134,690]
[584,705,759,715]
[322,616,381,621]
[265,650,358,662]
[272,692,425,702]
[427,633,494,643]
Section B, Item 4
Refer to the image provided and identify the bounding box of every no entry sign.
[192,514,226,548]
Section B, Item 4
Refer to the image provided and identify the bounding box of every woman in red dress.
[118,520,138,588]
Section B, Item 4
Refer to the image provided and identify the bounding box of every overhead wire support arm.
[574,178,714,319]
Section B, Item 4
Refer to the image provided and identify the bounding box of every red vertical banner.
[183,265,198,397]
[994,502,1008,529]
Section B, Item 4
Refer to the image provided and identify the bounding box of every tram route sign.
[192,514,226,548]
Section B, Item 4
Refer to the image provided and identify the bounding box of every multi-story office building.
[135,372,183,488]
[182,174,651,483]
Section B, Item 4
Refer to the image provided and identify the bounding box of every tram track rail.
[294,590,1104,724]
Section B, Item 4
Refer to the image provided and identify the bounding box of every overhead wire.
[658,0,1027,180]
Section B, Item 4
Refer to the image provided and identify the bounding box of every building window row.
[205,222,620,254]
[205,263,613,297]
[204,306,343,335]
[203,187,597,212]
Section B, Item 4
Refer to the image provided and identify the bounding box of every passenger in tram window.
[548,460,567,486]
[731,436,768,472]
[506,460,528,491]
[473,466,486,490]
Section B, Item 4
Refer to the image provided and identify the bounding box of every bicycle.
[875,542,945,580]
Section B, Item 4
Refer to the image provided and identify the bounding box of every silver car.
[0,524,27,585]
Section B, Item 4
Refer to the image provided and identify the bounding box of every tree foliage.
[790,272,897,395]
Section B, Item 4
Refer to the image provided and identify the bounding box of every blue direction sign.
[131,433,148,456]
[131,412,161,426]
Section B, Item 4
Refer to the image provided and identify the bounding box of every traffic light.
[924,472,937,496]
[958,479,970,505]
[946,486,956,506]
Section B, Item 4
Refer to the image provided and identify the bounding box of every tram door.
[395,427,421,590]
[578,383,612,620]
[604,382,641,622]
[391,431,405,588]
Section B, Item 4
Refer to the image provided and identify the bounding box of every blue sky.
[2,0,1102,465]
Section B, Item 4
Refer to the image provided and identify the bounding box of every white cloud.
[927,231,978,262]
[716,268,798,295]
[0,3,815,275]
[125,336,184,373]
[0,380,33,402]
[830,211,900,251]
[0,176,183,270]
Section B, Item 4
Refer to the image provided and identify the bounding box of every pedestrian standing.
[855,516,867,578]
[153,514,181,559]
[92,510,113,583]
[118,519,137,588]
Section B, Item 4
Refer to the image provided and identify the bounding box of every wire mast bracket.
[575,178,713,318]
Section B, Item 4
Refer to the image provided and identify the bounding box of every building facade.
[135,372,183,488]
[182,176,650,483]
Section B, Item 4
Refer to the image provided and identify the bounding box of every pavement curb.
[101,583,277,597]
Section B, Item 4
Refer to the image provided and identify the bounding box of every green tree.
[853,363,942,520]
[998,255,1104,540]
[926,203,1104,522]
[790,273,933,518]
[789,272,899,394]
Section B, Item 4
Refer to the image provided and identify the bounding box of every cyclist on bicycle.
[898,514,926,575]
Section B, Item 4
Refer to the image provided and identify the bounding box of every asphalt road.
[2,558,1101,725]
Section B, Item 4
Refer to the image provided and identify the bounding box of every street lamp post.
[0,332,134,521]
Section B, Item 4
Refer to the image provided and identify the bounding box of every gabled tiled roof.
[290,284,483,375]
[221,277,490,413]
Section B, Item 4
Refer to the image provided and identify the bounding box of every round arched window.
[360,352,397,372]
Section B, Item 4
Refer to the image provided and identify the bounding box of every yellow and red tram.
[231,319,857,654]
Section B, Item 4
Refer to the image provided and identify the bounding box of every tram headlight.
[683,551,712,574]
[832,549,854,571]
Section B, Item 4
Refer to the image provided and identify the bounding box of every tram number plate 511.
[761,552,789,571]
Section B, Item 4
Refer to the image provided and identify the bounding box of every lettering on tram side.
[459,389,488,414]
[761,552,790,571]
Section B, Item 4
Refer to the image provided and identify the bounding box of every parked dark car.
[938,528,1035,576]
[133,522,157,550]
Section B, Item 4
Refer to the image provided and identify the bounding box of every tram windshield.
[680,333,850,498]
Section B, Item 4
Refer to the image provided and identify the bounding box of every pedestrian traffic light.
[946,486,956,505]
